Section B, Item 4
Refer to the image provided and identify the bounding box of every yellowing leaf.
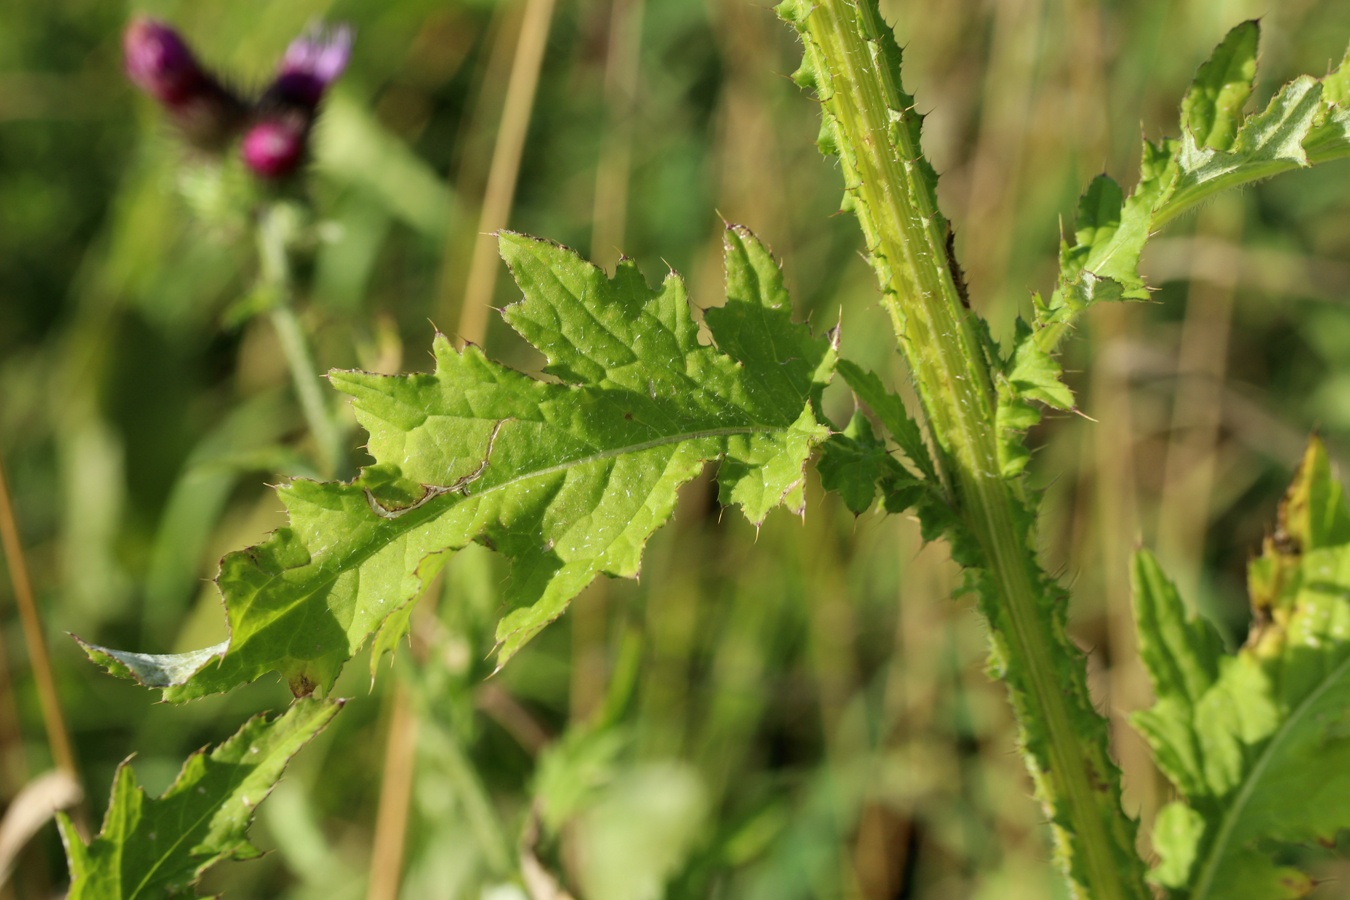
[1135,439,1350,899]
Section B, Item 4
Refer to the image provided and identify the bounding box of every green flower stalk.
[123,17,355,477]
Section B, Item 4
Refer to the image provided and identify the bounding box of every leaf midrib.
[225,421,800,667]
[128,770,248,899]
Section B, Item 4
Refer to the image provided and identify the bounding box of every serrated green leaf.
[59,699,341,899]
[993,318,1075,478]
[1051,170,1156,319]
[817,409,931,515]
[822,361,955,529]
[1002,320,1075,410]
[1041,20,1350,358]
[994,403,1035,479]
[1171,75,1322,211]
[816,404,953,533]
[1135,439,1350,899]
[816,411,892,515]
[79,226,834,698]
[833,360,937,482]
[1068,174,1127,276]
[1182,20,1258,151]
[72,640,231,689]
[1131,552,1223,712]
[1129,551,1225,799]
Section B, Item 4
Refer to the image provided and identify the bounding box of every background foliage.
[7,0,1350,896]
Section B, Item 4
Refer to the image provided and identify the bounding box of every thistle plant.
[124,16,351,181]
[48,3,1350,898]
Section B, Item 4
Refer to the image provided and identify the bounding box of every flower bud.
[123,16,247,152]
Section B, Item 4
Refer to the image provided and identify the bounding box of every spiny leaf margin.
[816,360,951,519]
[1042,21,1350,343]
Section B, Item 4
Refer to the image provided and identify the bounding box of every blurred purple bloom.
[243,23,353,180]
[123,16,248,151]
[124,17,201,104]
[123,16,351,181]
[275,24,354,107]
[241,119,307,180]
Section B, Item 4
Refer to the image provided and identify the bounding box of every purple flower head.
[240,23,353,181]
[124,17,203,104]
[123,17,247,151]
[241,117,307,180]
[123,16,351,181]
[271,24,353,109]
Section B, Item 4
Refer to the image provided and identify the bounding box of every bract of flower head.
[123,16,248,152]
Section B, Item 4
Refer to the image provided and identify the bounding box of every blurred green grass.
[6,0,1350,897]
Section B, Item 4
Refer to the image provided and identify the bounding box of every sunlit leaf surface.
[78,226,835,699]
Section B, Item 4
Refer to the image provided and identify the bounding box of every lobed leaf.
[1003,21,1350,441]
[833,360,937,483]
[1043,20,1348,331]
[995,318,1075,477]
[77,226,835,699]
[1134,438,1350,899]
[58,699,341,898]
[1180,17,1258,151]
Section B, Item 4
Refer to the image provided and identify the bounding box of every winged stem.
[779,1,1149,895]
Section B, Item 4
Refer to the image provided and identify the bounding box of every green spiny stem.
[781,2,1148,896]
